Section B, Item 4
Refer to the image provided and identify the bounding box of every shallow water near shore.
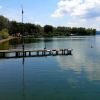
[0,36,100,100]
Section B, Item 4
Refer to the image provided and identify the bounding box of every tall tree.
[44,25,53,35]
[44,25,53,36]
[0,16,9,31]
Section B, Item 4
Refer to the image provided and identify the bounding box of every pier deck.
[0,49,73,58]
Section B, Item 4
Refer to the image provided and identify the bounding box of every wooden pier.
[0,49,73,58]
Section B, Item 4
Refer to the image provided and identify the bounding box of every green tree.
[0,16,9,31]
[0,15,96,37]
[9,21,20,35]
[44,25,53,36]
[0,28,9,39]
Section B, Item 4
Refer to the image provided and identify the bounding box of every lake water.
[0,36,100,100]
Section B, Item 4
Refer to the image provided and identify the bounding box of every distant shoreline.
[0,36,16,44]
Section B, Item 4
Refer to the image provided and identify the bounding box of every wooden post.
[42,50,45,56]
[22,51,26,57]
[3,52,6,57]
[0,53,2,58]
[49,50,52,55]
[25,51,26,57]
[42,51,43,56]
[29,51,31,56]
[37,51,39,56]
[61,50,64,55]
[64,50,65,55]
[0,52,6,58]
[16,52,19,57]
[52,50,55,55]
[56,50,58,55]
[67,49,72,55]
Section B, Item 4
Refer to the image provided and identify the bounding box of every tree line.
[0,15,96,39]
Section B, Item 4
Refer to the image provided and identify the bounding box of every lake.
[0,36,100,100]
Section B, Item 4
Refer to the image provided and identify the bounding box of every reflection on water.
[0,36,100,100]
[0,42,10,50]
[56,36,100,81]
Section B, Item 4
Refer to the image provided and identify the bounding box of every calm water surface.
[0,36,100,100]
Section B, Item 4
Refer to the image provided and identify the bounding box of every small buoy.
[91,45,93,48]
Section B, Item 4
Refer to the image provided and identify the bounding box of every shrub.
[0,28,9,39]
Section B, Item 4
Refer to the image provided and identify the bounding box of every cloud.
[51,0,100,19]
[96,17,100,22]
[51,0,100,30]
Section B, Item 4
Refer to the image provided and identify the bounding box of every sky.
[0,0,100,30]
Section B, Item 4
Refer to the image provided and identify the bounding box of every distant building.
[16,33,22,37]
[70,34,75,36]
